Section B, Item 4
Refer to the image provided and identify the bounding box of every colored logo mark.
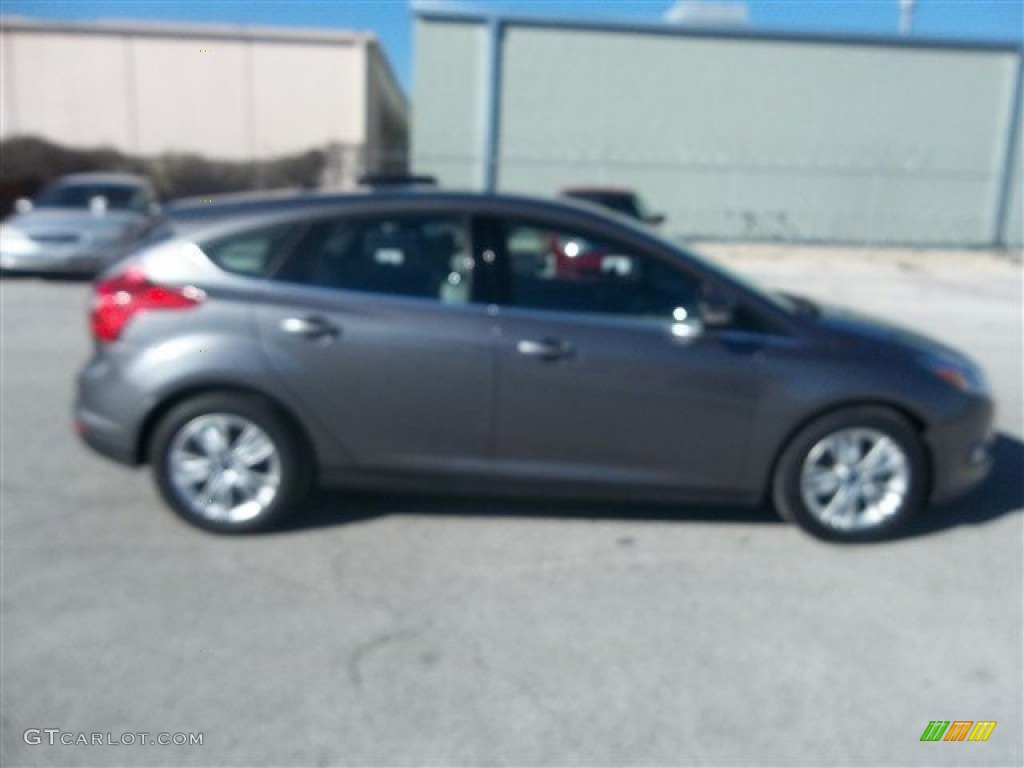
[921,721,996,742]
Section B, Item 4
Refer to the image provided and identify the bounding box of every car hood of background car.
[4,208,145,233]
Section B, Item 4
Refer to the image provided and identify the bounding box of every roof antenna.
[899,0,916,36]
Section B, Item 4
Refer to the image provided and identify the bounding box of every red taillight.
[90,267,204,342]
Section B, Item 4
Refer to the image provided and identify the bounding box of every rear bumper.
[74,404,139,466]
[925,395,995,503]
[74,353,145,466]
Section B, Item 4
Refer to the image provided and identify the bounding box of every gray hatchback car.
[75,190,993,541]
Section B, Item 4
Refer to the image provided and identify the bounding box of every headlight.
[0,225,38,255]
[921,351,989,395]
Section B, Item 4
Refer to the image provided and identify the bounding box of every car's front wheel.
[150,393,310,533]
[771,406,929,542]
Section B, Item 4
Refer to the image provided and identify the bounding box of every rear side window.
[276,215,474,304]
[200,223,305,277]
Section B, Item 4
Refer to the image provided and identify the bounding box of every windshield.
[35,182,150,213]
[583,206,799,314]
[679,245,801,314]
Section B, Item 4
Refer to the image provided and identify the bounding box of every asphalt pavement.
[2,248,1021,766]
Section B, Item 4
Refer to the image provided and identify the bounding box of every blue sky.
[4,1,1022,93]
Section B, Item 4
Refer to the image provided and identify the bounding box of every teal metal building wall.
[1001,95,1022,247]
[413,7,1023,247]
[413,19,485,189]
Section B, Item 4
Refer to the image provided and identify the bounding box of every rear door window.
[275,215,475,305]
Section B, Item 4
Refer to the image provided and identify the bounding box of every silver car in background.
[0,172,160,276]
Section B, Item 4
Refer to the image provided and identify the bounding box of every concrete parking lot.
[2,247,1021,767]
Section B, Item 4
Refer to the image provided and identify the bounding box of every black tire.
[771,406,929,542]
[149,392,311,533]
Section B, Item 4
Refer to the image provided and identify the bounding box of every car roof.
[167,188,609,220]
[166,180,437,214]
[561,186,636,196]
[161,188,657,244]
[168,187,313,209]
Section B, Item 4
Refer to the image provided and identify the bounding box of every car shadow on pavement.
[287,491,778,533]
[281,432,1023,540]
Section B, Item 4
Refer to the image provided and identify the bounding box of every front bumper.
[925,395,995,503]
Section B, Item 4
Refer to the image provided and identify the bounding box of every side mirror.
[646,213,665,227]
[668,305,703,340]
[14,197,33,214]
[700,287,735,328]
[670,316,704,340]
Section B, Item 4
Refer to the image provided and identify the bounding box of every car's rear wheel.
[771,406,928,542]
[150,393,310,533]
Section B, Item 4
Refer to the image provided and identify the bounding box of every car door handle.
[280,315,340,342]
[516,338,574,361]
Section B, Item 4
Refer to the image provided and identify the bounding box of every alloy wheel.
[167,413,282,523]
[799,427,911,532]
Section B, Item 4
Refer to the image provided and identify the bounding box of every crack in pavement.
[347,627,418,687]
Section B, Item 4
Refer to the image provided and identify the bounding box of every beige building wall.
[0,17,407,175]
[365,41,410,172]
[250,41,366,157]
[129,35,252,157]
[3,29,136,147]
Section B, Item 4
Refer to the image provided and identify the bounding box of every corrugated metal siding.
[413,19,486,189]
[1001,98,1023,247]
[498,27,1016,245]
[414,16,1022,247]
